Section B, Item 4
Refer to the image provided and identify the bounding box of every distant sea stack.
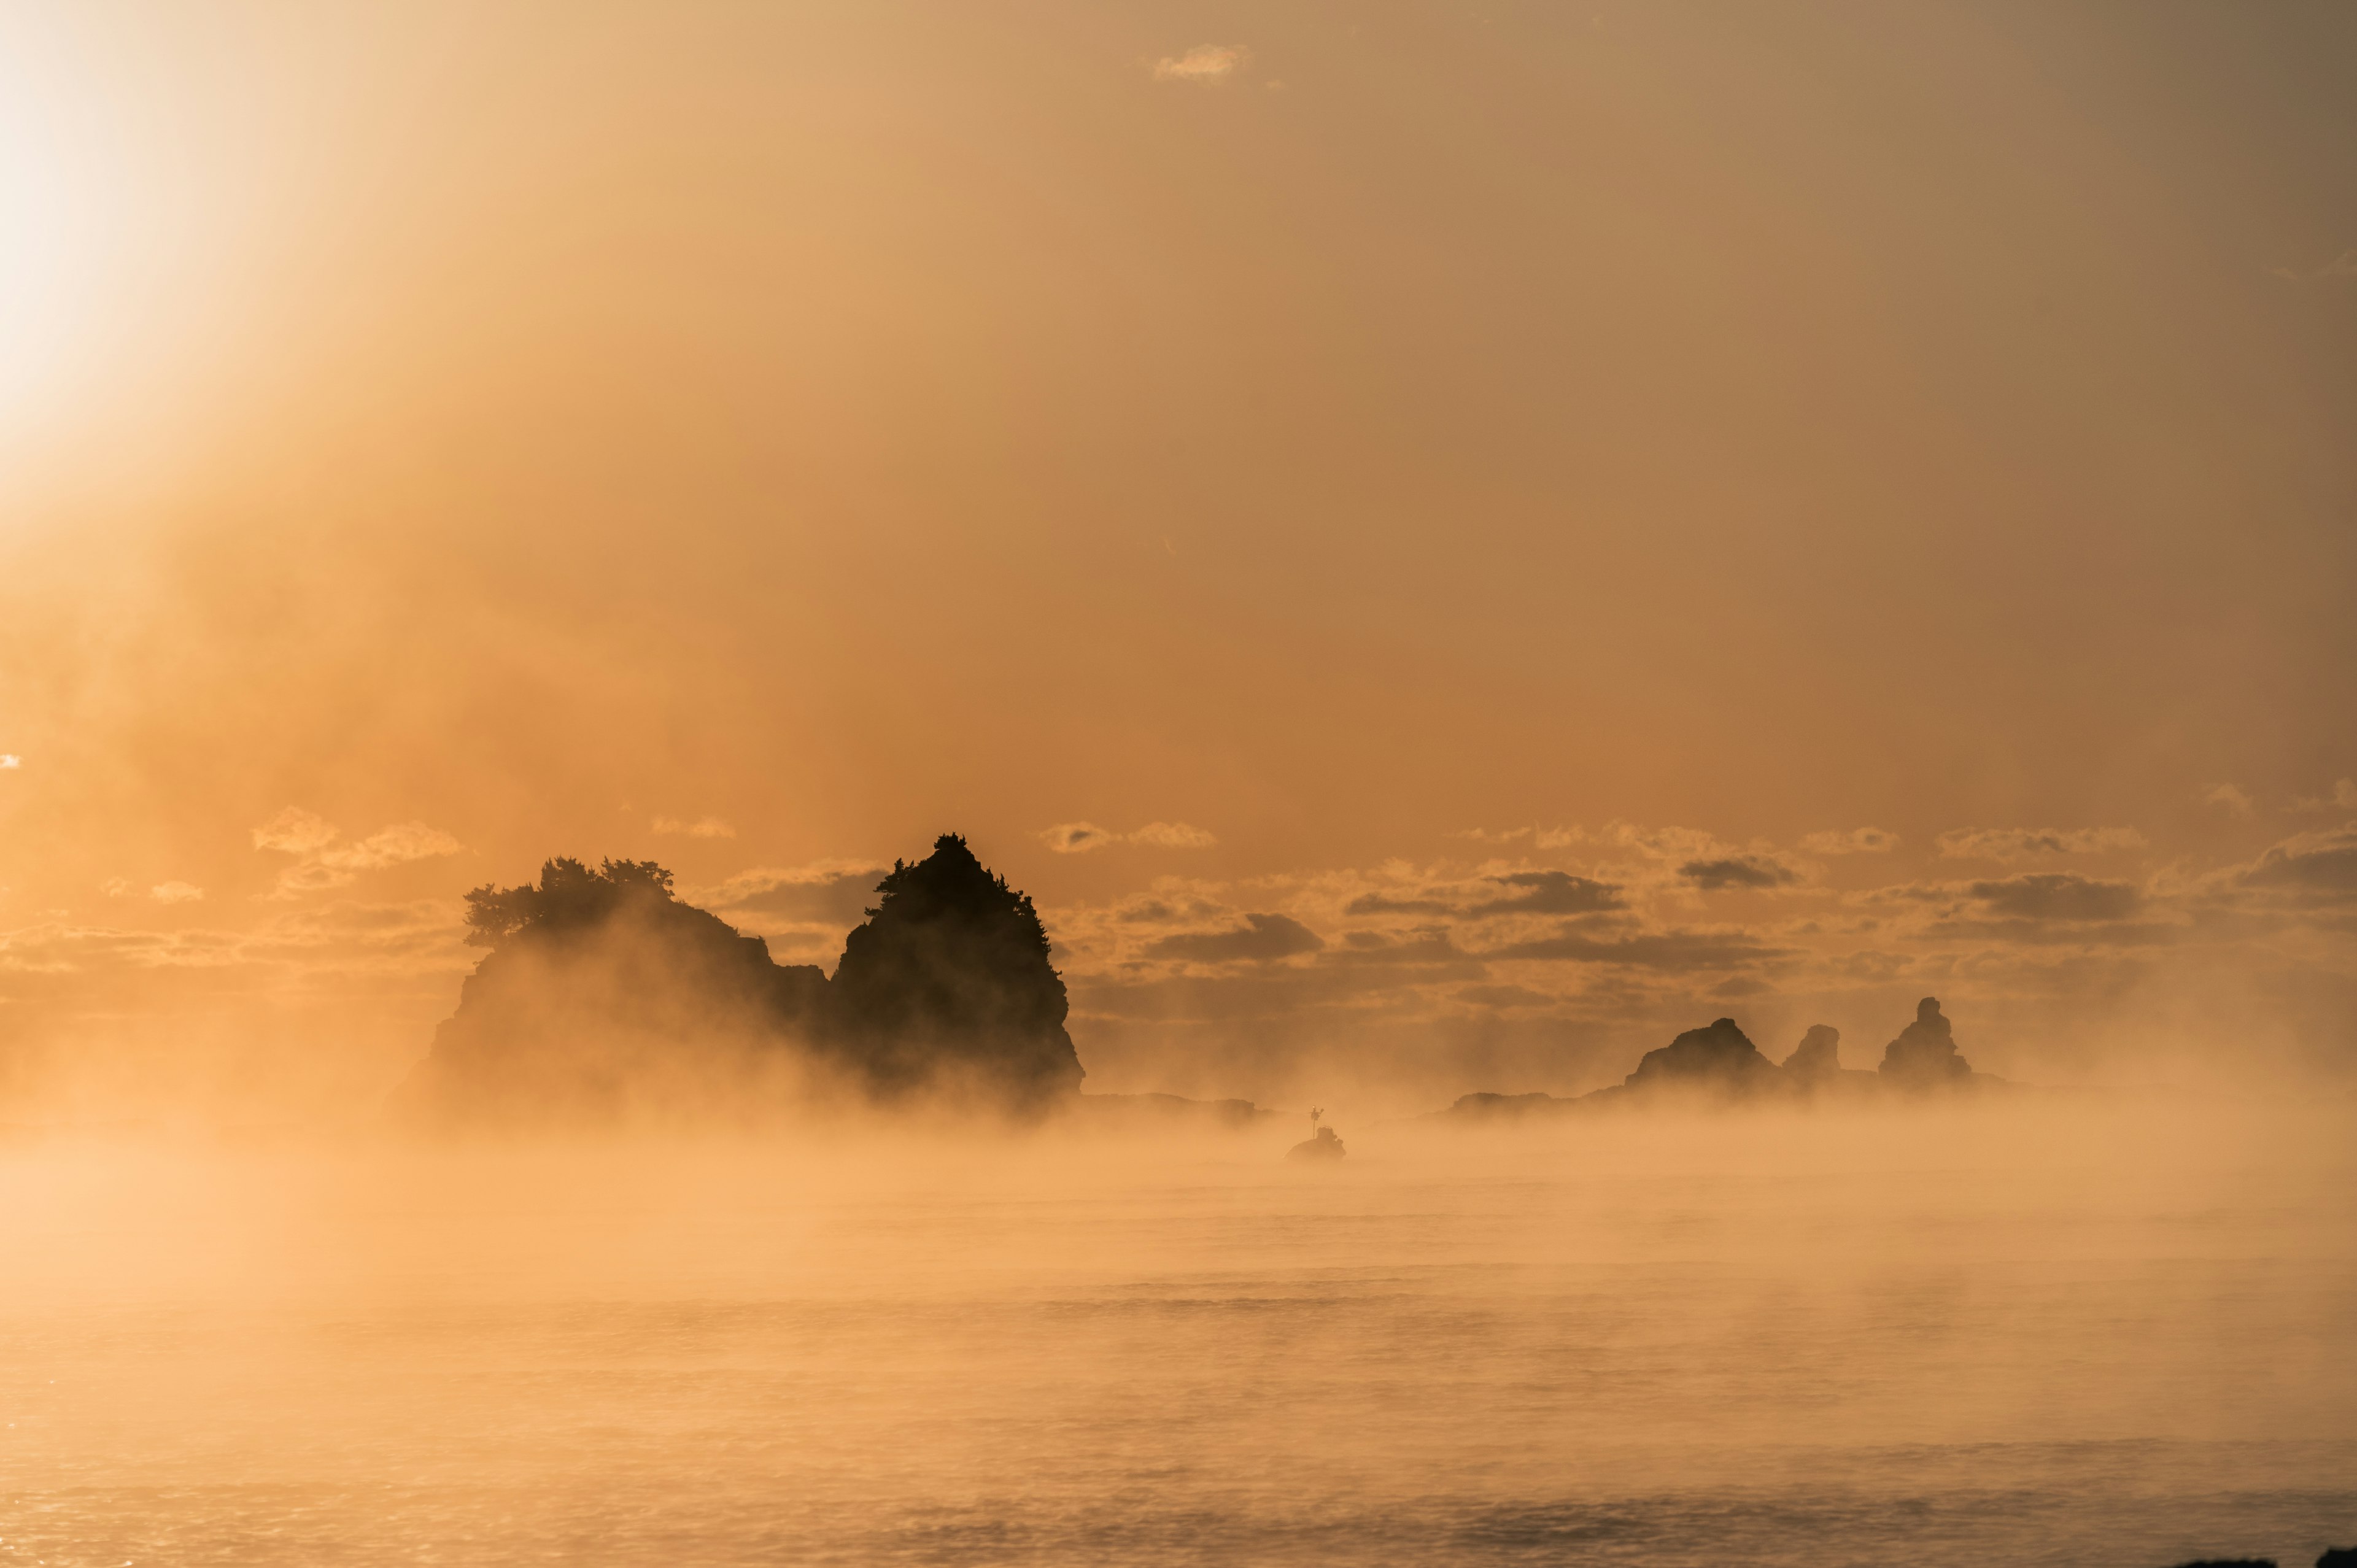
[1781,1023,1879,1097]
[1781,1024,1843,1084]
[1877,996,1974,1089]
[1624,1017,1782,1095]
[395,835,1082,1124]
[1434,998,1999,1121]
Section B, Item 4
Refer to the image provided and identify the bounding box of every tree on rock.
[403,857,829,1125]
[397,836,1085,1126]
[826,834,1083,1108]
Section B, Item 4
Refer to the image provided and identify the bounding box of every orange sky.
[3,1,2354,1116]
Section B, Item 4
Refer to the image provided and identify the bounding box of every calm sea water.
[3,1100,2353,1567]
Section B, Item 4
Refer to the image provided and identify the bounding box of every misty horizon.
[6,806,2355,1130]
[2,1,2352,1564]
[372,831,2133,1134]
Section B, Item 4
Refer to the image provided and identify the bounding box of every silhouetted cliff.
[397,836,1082,1124]
[397,858,827,1124]
[1782,1024,1842,1082]
[1781,1023,1879,1095]
[824,834,1082,1108]
[1878,996,1974,1089]
[1624,1016,1782,1095]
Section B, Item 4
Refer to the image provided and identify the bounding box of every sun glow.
[0,31,123,429]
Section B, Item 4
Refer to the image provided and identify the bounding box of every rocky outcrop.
[397,836,1082,1124]
[826,835,1082,1108]
[1624,1016,1782,1095]
[397,859,829,1125]
[1781,1024,1843,1083]
[1433,1000,1999,1121]
[1442,1090,1581,1120]
[1878,996,1973,1089]
[1782,1023,1881,1097]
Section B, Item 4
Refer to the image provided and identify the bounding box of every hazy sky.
[3,1,2353,1113]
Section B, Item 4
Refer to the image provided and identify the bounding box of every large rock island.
[396,834,1083,1124]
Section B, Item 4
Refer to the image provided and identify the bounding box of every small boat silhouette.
[1287,1108,1346,1162]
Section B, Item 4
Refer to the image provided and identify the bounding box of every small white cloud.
[150,881,204,904]
[0,754,19,769]
[320,822,463,870]
[1152,44,1250,83]
[1127,821,1218,850]
[101,877,132,898]
[1042,821,1217,854]
[652,816,738,840]
[1935,826,2146,862]
[1799,827,1900,855]
[697,860,885,927]
[252,808,462,897]
[252,808,340,856]
[2202,784,2254,818]
[270,862,355,897]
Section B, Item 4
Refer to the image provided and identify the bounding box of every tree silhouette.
[825,834,1083,1107]
[462,857,678,947]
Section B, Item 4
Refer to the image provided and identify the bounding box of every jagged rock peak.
[1878,995,1973,1087]
[1625,1016,1781,1091]
[828,833,1083,1106]
[1782,1024,1843,1081]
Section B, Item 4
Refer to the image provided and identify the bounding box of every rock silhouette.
[1624,1016,1782,1095]
[1878,996,1974,1089]
[825,834,1082,1108]
[1781,1024,1843,1082]
[1436,998,2002,1121]
[397,835,1082,1122]
[1443,1089,1579,1120]
[2317,1551,2357,1568]
[397,857,829,1124]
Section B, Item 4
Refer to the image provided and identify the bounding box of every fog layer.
[4,1100,2351,1566]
